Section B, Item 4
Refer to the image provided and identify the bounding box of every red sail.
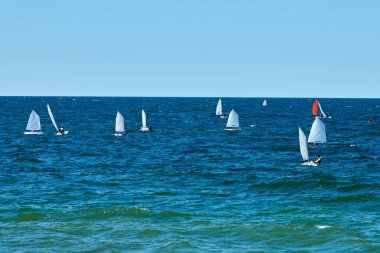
[312,99,319,116]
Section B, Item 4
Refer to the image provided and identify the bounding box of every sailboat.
[299,127,317,166]
[312,99,330,118]
[115,111,125,136]
[47,104,68,135]
[140,110,150,131]
[24,110,43,135]
[308,117,327,144]
[216,99,227,118]
[225,110,240,131]
[263,99,268,106]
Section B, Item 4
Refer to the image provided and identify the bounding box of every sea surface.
[0,97,379,252]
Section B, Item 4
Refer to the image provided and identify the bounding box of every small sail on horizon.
[47,104,59,131]
[142,110,147,129]
[312,99,319,116]
[115,111,125,134]
[308,117,326,144]
[140,109,150,131]
[25,110,42,134]
[318,102,327,118]
[216,99,223,116]
[226,110,239,129]
[299,127,309,161]
[263,100,268,106]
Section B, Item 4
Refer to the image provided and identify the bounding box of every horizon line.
[0,95,379,99]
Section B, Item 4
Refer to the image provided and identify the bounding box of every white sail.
[318,102,326,117]
[299,127,309,161]
[26,110,41,131]
[115,111,125,133]
[216,99,223,115]
[308,117,326,143]
[263,100,268,106]
[142,110,147,128]
[47,104,58,131]
[226,110,239,128]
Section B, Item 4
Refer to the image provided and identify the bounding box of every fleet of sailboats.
[299,106,328,166]
[23,100,331,167]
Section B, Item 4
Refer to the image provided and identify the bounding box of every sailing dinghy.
[140,110,150,131]
[312,99,330,118]
[216,99,227,118]
[263,100,268,106]
[308,117,326,144]
[115,111,125,136]
[47,104,68,135]
[225,110,240,131]
[24,110,43,135]
[299,127,317,166]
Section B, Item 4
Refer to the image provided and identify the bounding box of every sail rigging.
[47,104,59,131]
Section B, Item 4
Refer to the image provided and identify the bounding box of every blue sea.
[0,97,379,252]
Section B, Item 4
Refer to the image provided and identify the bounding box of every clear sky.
[0,0,379,97]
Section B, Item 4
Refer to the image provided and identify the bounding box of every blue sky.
[0,0,379,97]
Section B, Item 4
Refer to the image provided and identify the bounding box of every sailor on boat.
[123,130,128,135]
[59,126,66,135]
[314,154,322,164]
[149,125,153,131]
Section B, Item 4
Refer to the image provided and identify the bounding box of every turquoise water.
[0,97,379,252]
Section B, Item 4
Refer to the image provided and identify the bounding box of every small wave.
[350,144,358,147]
[250,125,256,127]
[316,225,333,229]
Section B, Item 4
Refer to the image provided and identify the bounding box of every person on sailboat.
[314,154,322,164]
[123,130,128,135]
[59,126,65,135]
[148,125,153,131]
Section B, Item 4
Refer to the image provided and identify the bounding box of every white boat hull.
[140,127,150,132]
[225,127,241,131]
[301,161,318,167]
[220,116,228,119]
[24,131,43,135]
[56,131,69,135]
[114,133,124,137]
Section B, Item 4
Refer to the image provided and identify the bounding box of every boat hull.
[24,131,43,135]
[56,131,69,135]
[224,127,241,131]
[301,161,318,167]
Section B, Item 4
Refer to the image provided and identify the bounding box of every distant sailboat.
[225,110,240,131]
[308,117,326,144]
[216,99,227,118]
[312,99,329,118]
[47,104,68,135]
[24,110,43,135]
[299,127,317,166]
[115,111,125,136]
[140,110,150,131]
[263,100,268,106]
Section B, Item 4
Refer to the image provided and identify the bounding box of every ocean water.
[0,97,379,252]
